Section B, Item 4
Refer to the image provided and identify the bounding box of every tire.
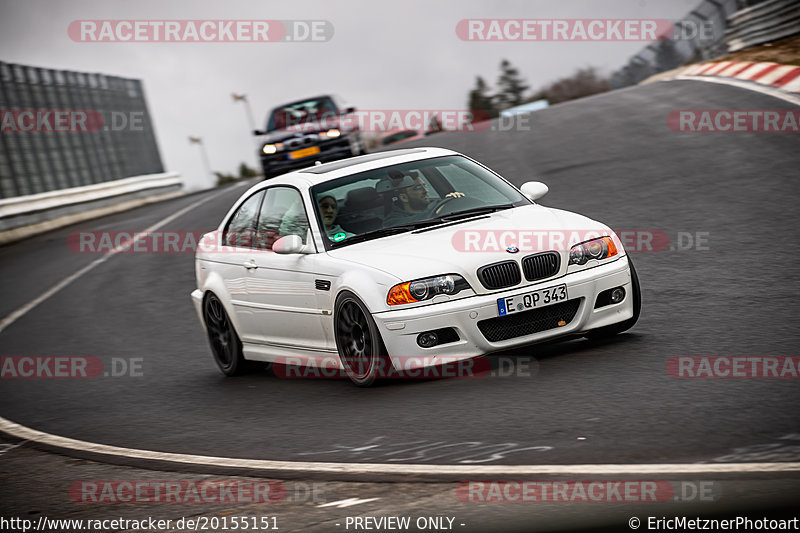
[203,292,248,376]
[334,291,388,387]
[585,255,642,340]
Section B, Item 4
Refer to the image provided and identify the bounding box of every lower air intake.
[477,299,581,342]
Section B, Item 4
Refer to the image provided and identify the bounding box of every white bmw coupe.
[191,147,640,386]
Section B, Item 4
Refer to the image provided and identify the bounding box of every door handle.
[243,260,258,270]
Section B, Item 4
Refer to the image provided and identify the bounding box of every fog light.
[417,331,439,348]
[609,287,626,304]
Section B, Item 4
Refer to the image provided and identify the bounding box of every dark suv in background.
[254,95,365,179]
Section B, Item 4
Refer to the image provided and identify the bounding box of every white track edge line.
[2,417,799,475]
[2,138,798,477]
[674,75,800,106]
[0,185,237,335]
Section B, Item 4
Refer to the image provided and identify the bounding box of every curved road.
[1,80,799,468]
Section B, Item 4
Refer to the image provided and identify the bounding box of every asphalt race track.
[1,79,799,469]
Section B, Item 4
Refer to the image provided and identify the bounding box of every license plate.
[289,146,321,160]
[497,284,568,316]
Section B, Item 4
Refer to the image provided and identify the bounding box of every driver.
[383,174,464,226]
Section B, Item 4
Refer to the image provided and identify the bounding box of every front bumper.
[261,139,352,175]
[372,256,634,368]
[191,289,205,331]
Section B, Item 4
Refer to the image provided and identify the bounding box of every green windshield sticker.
[332,232,347,242]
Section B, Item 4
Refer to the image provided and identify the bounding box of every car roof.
[252,147,461,192]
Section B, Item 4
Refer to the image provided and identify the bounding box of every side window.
[256,187,310,250]
[223,192,264,247]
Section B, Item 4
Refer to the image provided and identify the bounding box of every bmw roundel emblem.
[506,246,519,253]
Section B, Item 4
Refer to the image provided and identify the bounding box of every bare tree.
[528,67,610,105]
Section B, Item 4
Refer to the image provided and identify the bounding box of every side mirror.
[344,107,356,114]
[253,129,265,136]
[520,181,549,201]
[273,234,308,254]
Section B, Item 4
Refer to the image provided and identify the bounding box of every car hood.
[326,204,613,294]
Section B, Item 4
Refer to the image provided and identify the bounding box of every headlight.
[568,236,618,266]
[320,128,341,139]
[262,143,283,155]
[387,274,470,305]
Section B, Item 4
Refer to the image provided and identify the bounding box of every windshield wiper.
[329,205,517,247]
[436,203,516,222]
[329,224,431,247]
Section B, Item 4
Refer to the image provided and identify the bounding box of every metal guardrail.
[725,0,800,51]
[0,62,165,199]
[610,0,799,89]
[0,172,183,244]
[610,0,741,88]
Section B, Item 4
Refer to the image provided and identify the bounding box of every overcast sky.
[1,0,696,191]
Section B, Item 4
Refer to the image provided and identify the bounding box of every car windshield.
[310,155,529,248]
[267,97,338,132]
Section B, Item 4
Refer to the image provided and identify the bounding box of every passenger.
[318,194,355,241]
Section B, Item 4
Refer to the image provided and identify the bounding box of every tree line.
[468,59,611,118]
